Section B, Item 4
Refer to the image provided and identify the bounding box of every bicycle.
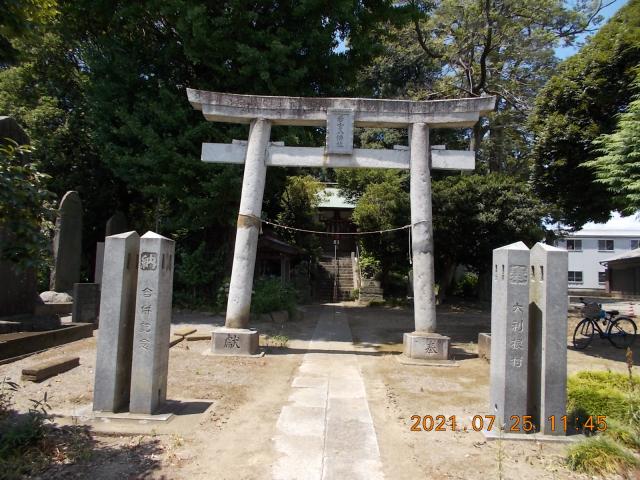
[572,298,637,350]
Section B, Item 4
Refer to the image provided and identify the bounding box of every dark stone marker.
[72,283,101,325]
[105,211,128,236]
[50,191,83,293]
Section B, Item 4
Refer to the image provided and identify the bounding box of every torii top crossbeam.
[187,89,495,128]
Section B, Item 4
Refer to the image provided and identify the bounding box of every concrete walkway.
[272,306,384,480]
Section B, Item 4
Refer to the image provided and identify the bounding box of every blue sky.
[555,0,627,59]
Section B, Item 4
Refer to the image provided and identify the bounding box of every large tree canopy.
[530,0,640,227]
[363,0,609,175]
[583,74,640,215]
[0,0,398,296]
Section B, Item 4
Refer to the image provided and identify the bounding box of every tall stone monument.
[529,243,568,435]
[93,231,139,412]
[50,191,83,293]
[129,232,175,414]
[187,89,495,357]
[490,241,530,432]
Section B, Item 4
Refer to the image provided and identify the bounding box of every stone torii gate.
[187,89,495,359]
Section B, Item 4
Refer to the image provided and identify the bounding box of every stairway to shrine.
[315,256,355,302]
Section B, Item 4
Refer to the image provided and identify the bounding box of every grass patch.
[605,419,640,449]
[567,371,640,425]
[566,436,638,475]
[566,368,640,475]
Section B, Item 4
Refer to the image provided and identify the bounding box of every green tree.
[0,30,129,278]
[351,177,411,293]
[432,173,545,294]
[342,170,545,295]
[60,0,395,240]
[530,0,640,226]
[0,0,396,302]
[363,0,609,175]
[0,141,55,269]
[0,0,57,65]
[276,175,324,250]
[583,74,640,215]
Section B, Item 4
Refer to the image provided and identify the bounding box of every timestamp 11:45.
[410,415,608,432]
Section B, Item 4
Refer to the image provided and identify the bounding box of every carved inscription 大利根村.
[509,302,525,369]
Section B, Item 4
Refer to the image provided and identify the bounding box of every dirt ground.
[0,302,637,479]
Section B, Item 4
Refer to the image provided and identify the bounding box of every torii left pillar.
[211,119,271,356]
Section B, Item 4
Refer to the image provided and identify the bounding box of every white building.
[555,213,640,290]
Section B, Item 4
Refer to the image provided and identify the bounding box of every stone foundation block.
[211,327,259,356]
[403,332,450,360]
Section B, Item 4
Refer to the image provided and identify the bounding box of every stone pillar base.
[403,332,450,360]
[209,327,261,357]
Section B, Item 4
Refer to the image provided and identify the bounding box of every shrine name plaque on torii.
[187,89,495,360]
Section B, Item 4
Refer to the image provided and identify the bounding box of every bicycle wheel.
[607,316,637,349]
[573,319,595,350]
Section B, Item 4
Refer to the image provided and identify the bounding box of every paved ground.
[272,306,383,480]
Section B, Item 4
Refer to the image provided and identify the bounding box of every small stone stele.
[210,327,259,356]
[403,332,450,360]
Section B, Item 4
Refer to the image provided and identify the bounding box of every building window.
[598,239,614,251]
[566,239,582,251]
[631,240,640,250]
[568,271,583,283]
[598,272,607,284]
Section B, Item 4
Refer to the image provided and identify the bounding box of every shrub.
[452,272,478,298]
[0,141,55,270]
[174,242,226,308]
[251,278,296,315]
[566,436,638,475]
[359,255,381,279]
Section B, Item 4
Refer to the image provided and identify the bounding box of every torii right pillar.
[403,122,449,360]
